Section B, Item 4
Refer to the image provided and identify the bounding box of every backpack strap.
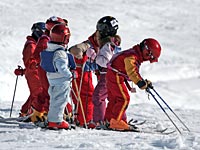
[52,47,76,70]
[67,53,76,70]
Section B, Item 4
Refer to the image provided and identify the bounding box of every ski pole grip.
[18,65,23,69]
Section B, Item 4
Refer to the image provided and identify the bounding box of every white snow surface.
[0,0,200,149]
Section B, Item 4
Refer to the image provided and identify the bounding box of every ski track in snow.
[0,101,200,150]
[0,0,200,149]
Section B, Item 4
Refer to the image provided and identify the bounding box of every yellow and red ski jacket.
[108,45,144,85]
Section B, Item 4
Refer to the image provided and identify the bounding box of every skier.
[69,30,99,128]
[14,22,46,119]
[104,38,162,131]
[40,24,74,129]
[92,16,121,128]
[27,16,68,122]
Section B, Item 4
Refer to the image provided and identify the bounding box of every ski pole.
[75,62,86,118]
[152,88,190,132]
[70,84,80,124]
[10,67,21,117]
[73,79,88,129]
[146,88,182,134]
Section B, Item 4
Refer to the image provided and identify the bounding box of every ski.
[0,116,47,129]
[0,116,176,134]
[0,119,20,125]
[127,119,176,135]
[0,119,38,129]
[113,128,175,135]
[0,115,30,122]
[138,128,176,135]
[0,116,75,130]
[19,122,38,129]
[96,124,176,135]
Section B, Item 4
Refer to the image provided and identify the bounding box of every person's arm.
[96,43,113,68]
[124,56,151,90]
[124,56,142,84]
[54,51,72,79]
[69,42,90,59]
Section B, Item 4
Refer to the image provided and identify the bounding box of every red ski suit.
[33,35,72,114]
[105,45,144,122]
[32,35,50,112]
[71,55,94,125]
[70,33,99,126]
[20,36,44,113]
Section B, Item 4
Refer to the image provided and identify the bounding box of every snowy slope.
[0,0,200,149]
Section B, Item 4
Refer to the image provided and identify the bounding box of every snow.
[0,0,200,149]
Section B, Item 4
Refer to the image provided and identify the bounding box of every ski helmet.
[50,24,71,44]
[96,16,119,38]
[140,38,161,63]
[45,16,67,31]
[31,22,45,38]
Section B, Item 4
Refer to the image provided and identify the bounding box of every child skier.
[40,24,74,129]
[69,31,99,128]
[28,16,68,123]
[92,16,121,128]
[104,38,162,131]
[14,22,46,119]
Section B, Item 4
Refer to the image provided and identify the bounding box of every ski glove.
[137,79,152,90]
[86,48,96,62]
[71,70,78,79]
[14,68,25,76]
[145,79,153,89]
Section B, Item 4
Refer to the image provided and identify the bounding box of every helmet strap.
[140,41,145,51]
[32,32,39,41]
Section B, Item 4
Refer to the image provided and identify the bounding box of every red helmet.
[45,16,67,31]
[141,38,161,63]
[50,24,71,44]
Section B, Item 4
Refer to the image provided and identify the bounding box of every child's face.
[111,35,121,46]
[142,49,158,63]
